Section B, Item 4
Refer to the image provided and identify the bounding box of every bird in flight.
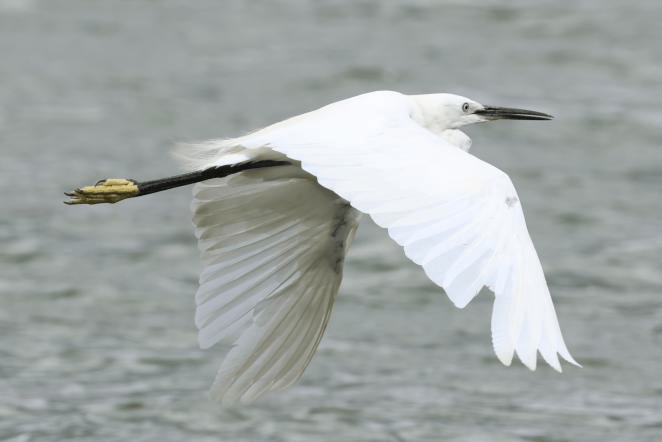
[65,91,578,402]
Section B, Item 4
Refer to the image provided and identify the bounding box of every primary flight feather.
[66,90,578,402]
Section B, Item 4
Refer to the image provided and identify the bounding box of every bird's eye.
[462,102,471,113]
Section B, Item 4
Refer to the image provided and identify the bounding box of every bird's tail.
[174,137,290,173]
[173,139,248,172]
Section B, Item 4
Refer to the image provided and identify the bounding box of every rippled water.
[2,1,662,441]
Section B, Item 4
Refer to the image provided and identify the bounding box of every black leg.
[64,160,292,205]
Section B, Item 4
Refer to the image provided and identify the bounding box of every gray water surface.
[2,1,662,441]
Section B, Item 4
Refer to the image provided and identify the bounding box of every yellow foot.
[64,178,139,205]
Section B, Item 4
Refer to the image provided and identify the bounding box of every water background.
[2,1,662,440]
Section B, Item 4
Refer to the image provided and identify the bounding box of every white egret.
[66,91,579,402]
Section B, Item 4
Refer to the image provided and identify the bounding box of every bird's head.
[410,93,553,133]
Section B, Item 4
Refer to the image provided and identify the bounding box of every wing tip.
[560,348,582,369]
[497,333,581,372]
[544,353,562,372]
[517,350,538,371]
[493,341,514,367]
[510,348,581,373]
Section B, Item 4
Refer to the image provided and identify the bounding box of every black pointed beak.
[474,106,553,121]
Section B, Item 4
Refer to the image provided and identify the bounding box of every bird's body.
[66,91,578,402]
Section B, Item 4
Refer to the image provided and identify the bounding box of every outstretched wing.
[191,165,360,401]
[240,109,577,372]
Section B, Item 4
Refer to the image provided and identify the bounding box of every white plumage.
[176,90,578,402]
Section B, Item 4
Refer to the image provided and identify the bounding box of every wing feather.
[236,101,578,372]
[188,165,361,401]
